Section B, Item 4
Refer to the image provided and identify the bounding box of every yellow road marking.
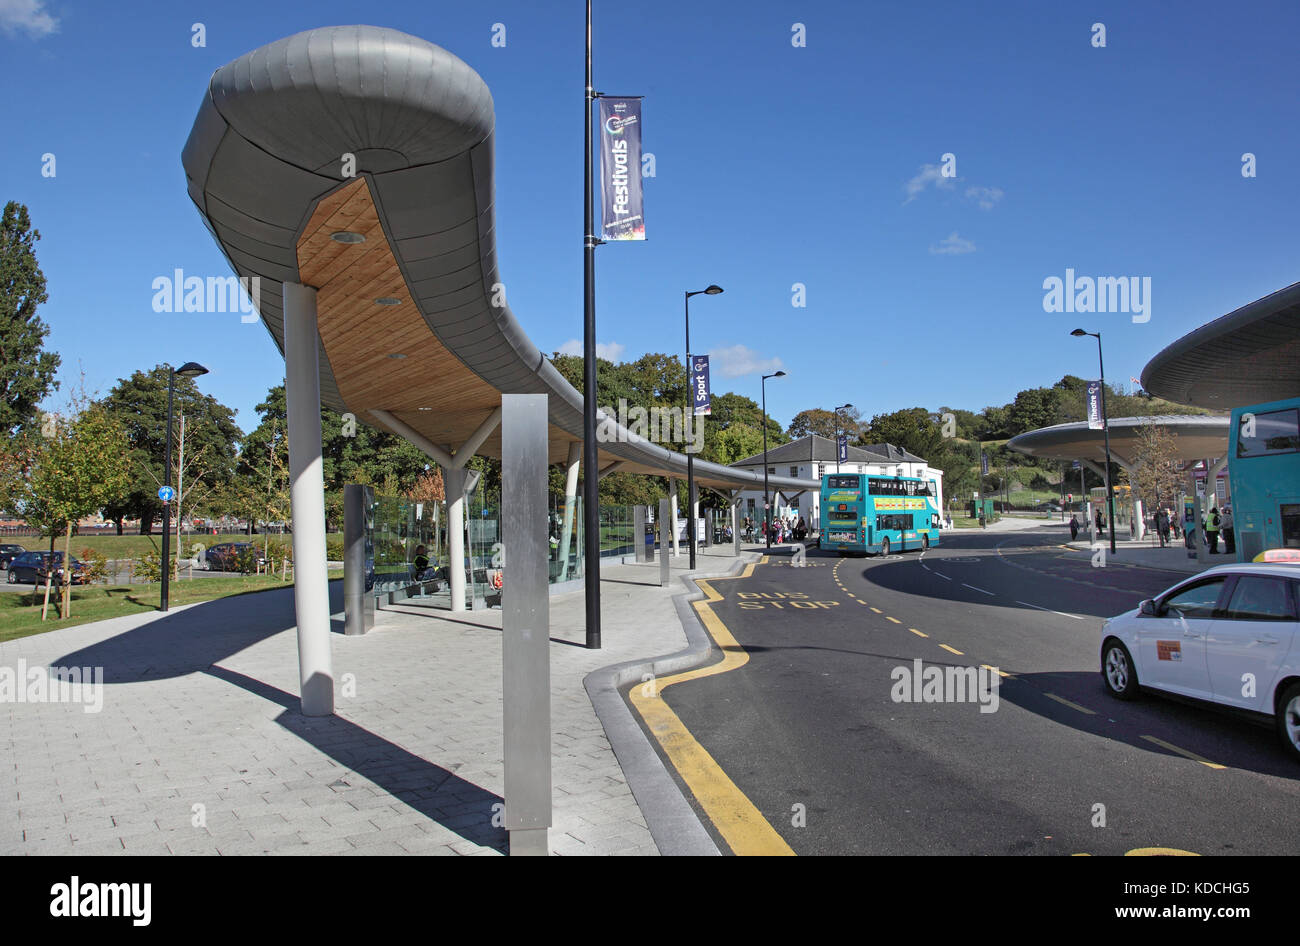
[1140,735,1226,770]
[939,644,964,655]
[870,607,882,614]
[628,561,795,855]
[908,628,928,638]
[885,616,901,624]
[980,664,1012,678]
[1045,692,1096,716]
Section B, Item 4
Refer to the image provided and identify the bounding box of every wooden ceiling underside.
[293,178,750,485]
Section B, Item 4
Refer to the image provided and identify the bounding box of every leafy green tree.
[25,402,131,618]
[787,407,862,440]
[100,366,241,534]
[0,201,60,437]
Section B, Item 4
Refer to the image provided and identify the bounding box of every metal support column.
[558,441,582,580]
[633,506,649,563]
[445,465,467,612]
[659,498,671,587]
[343,483,374,636]
[669,478,681,557]
[501,394,551,856]
[283,282,333,717]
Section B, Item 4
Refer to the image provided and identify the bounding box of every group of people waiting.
[1068,505,1235,554]
[740,515,808,543]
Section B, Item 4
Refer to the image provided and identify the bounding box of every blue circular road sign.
[158,486,175,502]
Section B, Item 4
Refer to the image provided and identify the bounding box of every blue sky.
[4,0,1298,434]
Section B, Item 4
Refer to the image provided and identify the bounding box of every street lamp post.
[684,285,723,570]
[833,403,853,473]
[160,361,209,612]
[1071,329,1117,555]
[761,370,786,549]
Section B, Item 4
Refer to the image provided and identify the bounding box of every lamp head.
[175,362,209,378]
[1070,328,1088,337]
[704,284,723,295]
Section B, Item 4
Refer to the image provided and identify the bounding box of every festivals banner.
[599,97,646,241]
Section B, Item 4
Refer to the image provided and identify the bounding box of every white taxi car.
[1099,563,1300,761]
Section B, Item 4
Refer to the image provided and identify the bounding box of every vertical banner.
[981,452,989,476]
[837,435,848,464]
[599,97,646,241]
[1086,380,1104,430]
[691,355,711,415]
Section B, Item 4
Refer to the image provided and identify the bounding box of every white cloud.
[556,339,626,361]
[0,0,59,38]
[707,344,783,379]
[903,163,956,203]
[965,186,1004,210]
[929,232,976,255]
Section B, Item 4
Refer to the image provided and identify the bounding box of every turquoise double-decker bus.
[1229,397,1300,562]
[819,473,942,556]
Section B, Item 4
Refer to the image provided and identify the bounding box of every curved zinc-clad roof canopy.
[1007,415,1231,465]
[182,24,815,495]
[1140,281,1300,409]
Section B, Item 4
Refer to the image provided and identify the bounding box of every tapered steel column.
[501,394,551,855]
[445,465,467,612]
[559,441,582,580]
[283,282,333,717]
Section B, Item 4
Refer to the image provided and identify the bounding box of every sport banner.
[691,355,711,415]
[1086,381,1104,430]
[599,97,645,241]
[837,436,848,463]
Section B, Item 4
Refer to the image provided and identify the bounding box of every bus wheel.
[879,537,890,557]
[922,534,930,551]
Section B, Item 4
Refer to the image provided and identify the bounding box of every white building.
[729,434,945,529]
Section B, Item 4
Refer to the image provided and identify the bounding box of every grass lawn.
[0,570,343,644]
[2,532,297,560]
[949,517,1000,529]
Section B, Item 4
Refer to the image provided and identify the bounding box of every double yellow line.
[629,561,795,856]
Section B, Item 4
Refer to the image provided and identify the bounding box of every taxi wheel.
[1276,682,1300,762]
[1102,639,1139,701]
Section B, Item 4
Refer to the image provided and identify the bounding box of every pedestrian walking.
[1222,506,1235,555]
[1069,513,1079,541]
[1206,507,1221,554]
[1154,507,1169,547]
[1095,508,1104,536]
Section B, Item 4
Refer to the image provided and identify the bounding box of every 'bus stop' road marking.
[627,562,795,856]
[1139,735,1227,770]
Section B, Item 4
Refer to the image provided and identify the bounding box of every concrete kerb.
[583,551,764,857]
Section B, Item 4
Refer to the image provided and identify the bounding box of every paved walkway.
[1,544,750,856]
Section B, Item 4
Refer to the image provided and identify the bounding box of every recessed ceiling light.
[388,353,407,360]
[331,231,366,244]
[417,407,433,411]
[375,297,401,306]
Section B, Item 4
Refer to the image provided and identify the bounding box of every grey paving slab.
[1,546,743,855]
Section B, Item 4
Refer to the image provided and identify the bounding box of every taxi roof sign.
[1253,548,1300,563]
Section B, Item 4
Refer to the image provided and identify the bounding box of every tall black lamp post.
[161,361,209,612]
[684,284,723,570]
[760,370,786,548]
[1071,328,1116,555]
[833,403,853,473]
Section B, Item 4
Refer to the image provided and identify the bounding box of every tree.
[100,366,241,533]
[1126,421,1183,518]
[25,399,131,618]
[787,407,862,440]
[0,201,60,437]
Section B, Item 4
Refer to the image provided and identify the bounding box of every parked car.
[38,554,88,586]
[1100,562,1300,760]
[0,544,27,569]
[7,551,83,585]
[205,542,266,572]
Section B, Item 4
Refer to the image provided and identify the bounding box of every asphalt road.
[636,524,1300,855]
